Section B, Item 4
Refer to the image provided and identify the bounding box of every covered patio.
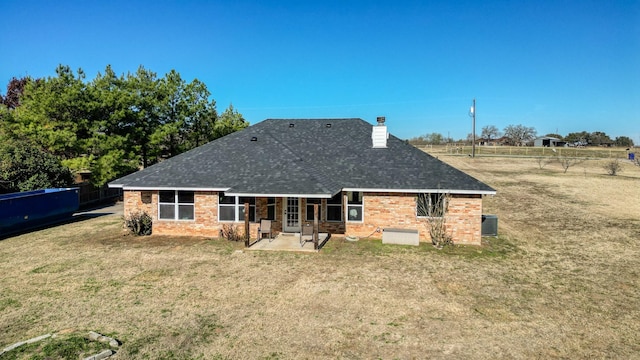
[246,232,331,252]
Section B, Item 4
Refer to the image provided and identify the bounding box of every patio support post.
[313,203,318,250]
[244,202,250,247]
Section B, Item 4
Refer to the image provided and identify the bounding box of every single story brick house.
[109,118,495,245]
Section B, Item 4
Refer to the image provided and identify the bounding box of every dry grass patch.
[1,156,639,358]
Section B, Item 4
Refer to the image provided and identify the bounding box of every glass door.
[283,197,300,232]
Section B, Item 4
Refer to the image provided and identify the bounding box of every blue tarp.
[0,188,79,236]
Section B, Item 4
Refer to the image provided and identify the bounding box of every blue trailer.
[0,188,79,236]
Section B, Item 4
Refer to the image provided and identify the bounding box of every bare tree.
[481,125,501,143]
[504,124,537,146]
[417,193,452,248]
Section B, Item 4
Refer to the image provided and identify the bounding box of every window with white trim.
[326,193,342,222]
[159,191,195,220]
[219,195,256,222]
[347,191,363,222]
[305,198,322,221]
[417,193,445,218]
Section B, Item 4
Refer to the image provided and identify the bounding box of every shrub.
[603,159,623,176]
[535,156,552,169]
[417,193,453,249]
[557,156,583,173]
[221,224,244,241]
[125,211,152,236]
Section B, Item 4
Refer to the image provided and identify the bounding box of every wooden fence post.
[244,202,250,247]
[313,203,318,250]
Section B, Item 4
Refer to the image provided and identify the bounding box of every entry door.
[283,197,301,232]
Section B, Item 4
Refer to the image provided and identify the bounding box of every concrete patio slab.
[246,232,330,252]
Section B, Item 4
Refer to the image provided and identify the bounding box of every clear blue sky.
[1,0,639,142]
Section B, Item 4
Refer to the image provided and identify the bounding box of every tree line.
[409,124,634,147]
[0,65,248,192]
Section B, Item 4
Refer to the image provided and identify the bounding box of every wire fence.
[417,144,634,159]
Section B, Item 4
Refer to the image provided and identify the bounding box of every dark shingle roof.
[110,118,495,196]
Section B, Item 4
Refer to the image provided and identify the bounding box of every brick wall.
[123,190,483,245]
[153,191,222,237]
[446,194,483,245]
[124,191,270,239]
[344,192,483,245]
[123,190,155,218]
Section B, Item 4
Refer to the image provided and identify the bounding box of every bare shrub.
[417,193,453,249]
[125,211,152,236]
[535,156,552,169]
[603,159,622,176]
[557,156,584,173]
[221,224,243,241]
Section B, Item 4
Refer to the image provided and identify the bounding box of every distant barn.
[534,136,566,147]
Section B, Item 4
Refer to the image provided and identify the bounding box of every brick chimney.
[372,116,388,148]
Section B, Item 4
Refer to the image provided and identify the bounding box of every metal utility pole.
[469,98,476,158]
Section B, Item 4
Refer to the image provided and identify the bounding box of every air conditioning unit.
[482,215,498,236]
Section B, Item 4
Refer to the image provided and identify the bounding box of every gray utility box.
[482,215,498,236]
[382,228,419,246]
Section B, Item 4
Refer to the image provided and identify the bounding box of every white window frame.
[158,190,195,221]
[325,193,342,222]
[346,191,364,223]
[416,193,446,218]
[218,195,256,222]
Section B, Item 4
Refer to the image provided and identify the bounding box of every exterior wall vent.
[372,116,388,148]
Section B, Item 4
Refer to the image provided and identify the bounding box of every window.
[417,193,445,217]
[347,191,363,222]
[219,194,256,222]
[305,198,322,221]
[266,197,276,220]
[218,195,236,221]
[326,193,342,222]
[159,191,194,220]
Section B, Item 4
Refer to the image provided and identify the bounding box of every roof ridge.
[264,118,364,121]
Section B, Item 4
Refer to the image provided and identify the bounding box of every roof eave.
[223,192,334,198]
[341,187,496,195]
[115,186,231,192]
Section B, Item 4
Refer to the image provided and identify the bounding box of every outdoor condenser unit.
[481,215,498,236]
